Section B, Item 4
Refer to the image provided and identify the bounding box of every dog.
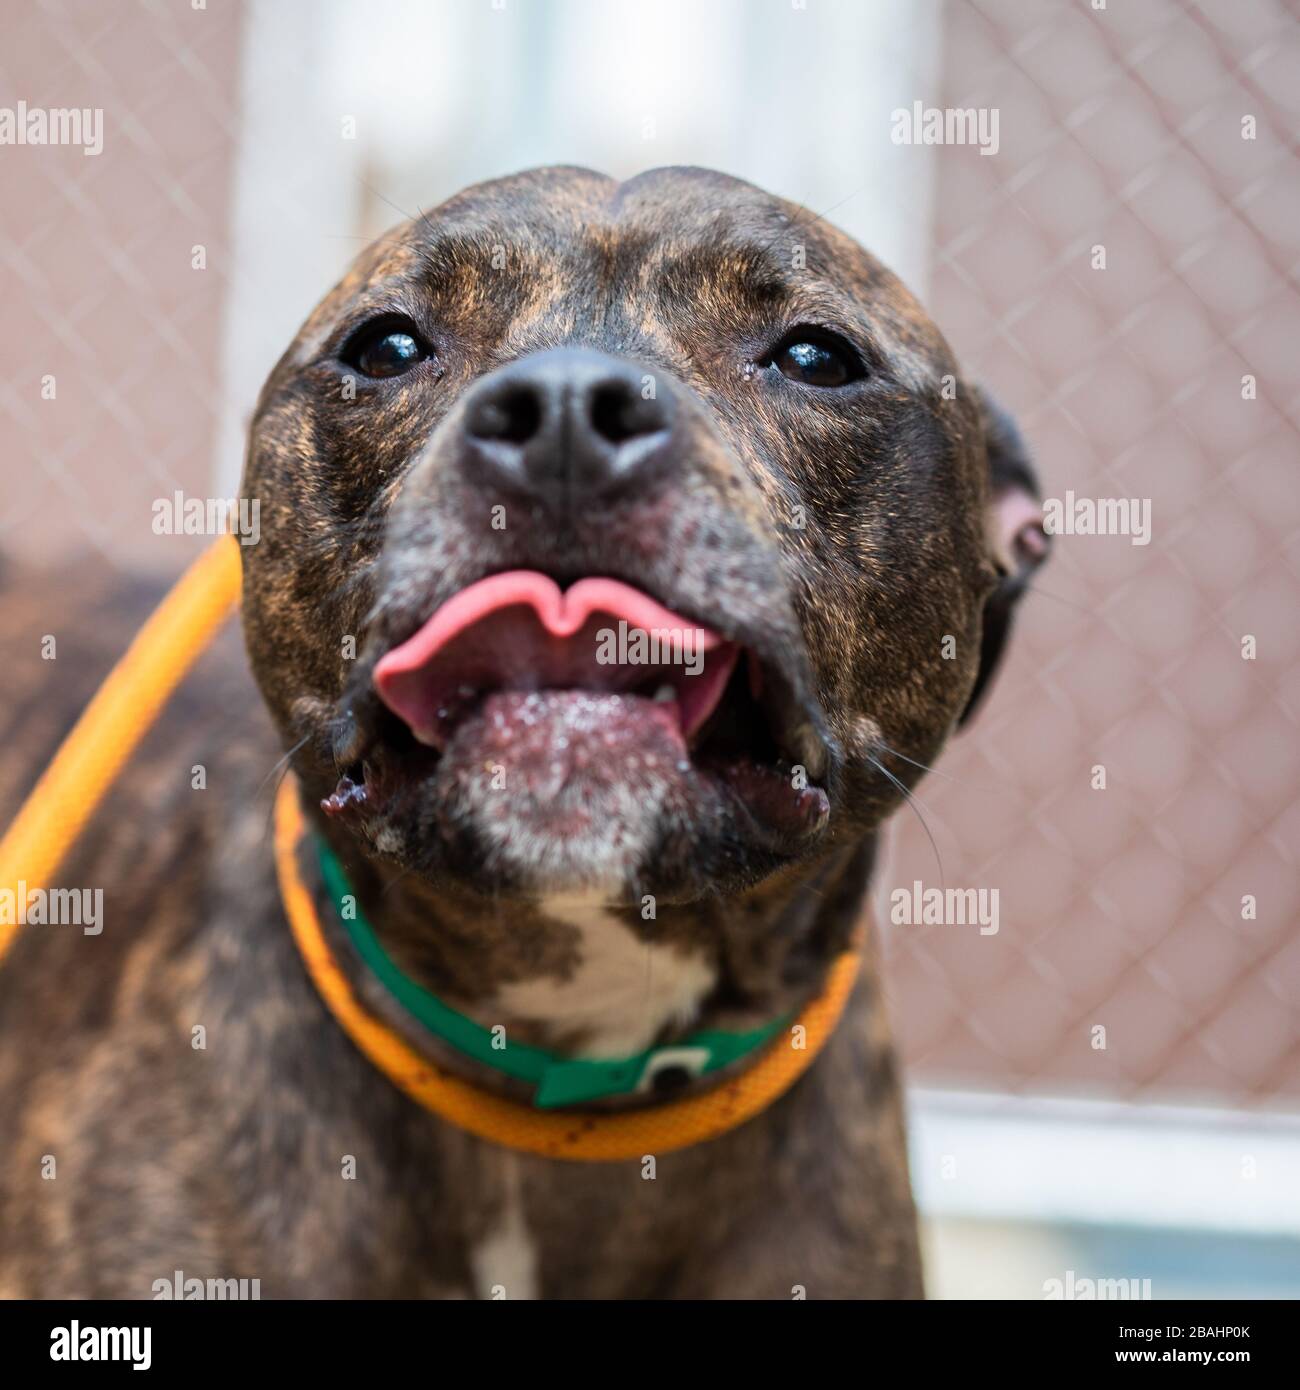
[0,166,1046,1299]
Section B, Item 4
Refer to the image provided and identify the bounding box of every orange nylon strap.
[0,535,244,965]
[274,774,860,1161]
[0,532,860,1161]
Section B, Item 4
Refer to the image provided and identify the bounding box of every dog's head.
[241,166,1046,906]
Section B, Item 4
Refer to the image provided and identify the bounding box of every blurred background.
[2,0,1296,1297]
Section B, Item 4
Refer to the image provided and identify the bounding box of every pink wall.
[886,0,1298,1109]
[0,1,244,572]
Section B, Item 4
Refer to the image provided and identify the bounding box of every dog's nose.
[460,348,675,509]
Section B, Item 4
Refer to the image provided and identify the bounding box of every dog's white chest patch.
[494,898,715,1057]
[469,1156,537,1301]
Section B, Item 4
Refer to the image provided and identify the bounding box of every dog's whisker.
[257,734,312,796]
[754,184,867,260]
[258,748,310,844]
[873,738,1014,799]
[873,741,945,780]
[1017,579,1094,616]
[357,176,427,236]
[867,753,945,892]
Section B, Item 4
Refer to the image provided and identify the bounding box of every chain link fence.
[882,0,1299,1110]
[0,0,243,572]
[2,0,1295,1110]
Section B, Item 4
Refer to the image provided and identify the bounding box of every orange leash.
[0,535,243,964]
[0,534,860,1160]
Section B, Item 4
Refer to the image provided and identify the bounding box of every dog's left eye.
[766,329,864,388]
[342,317,433,379]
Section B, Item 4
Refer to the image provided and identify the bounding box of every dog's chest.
[490,898,715,1056]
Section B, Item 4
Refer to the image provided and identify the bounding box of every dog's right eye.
[342,317,433,379]
[763,327,865,388]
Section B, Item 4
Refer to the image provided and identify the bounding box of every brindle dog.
[0,166,1046,1299]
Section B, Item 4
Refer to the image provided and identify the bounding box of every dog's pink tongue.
[374,570,737,750]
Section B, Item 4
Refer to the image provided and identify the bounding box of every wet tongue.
[374,571,738,751]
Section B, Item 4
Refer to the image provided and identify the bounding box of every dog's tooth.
[792,722,828,781]
[331,714,365,768]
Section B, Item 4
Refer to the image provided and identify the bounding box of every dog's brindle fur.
[0,167,1043,1298]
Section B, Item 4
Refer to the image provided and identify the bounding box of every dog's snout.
[461,348,675,510]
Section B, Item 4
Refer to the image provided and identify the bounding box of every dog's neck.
[473,893,719,1057]
[317,824,875,1065]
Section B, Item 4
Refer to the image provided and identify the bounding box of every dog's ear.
[958,389,1050,726]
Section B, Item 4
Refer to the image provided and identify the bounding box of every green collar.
[316,842,787,1109]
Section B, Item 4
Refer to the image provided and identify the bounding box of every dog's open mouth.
[365,571,830,845]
